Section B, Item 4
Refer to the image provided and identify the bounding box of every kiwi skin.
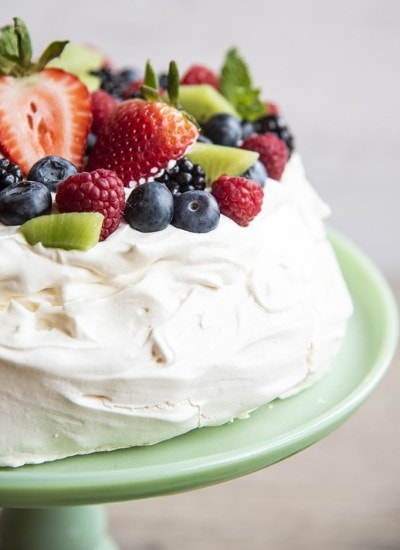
[19,212,104,251]
[186,142,259,185]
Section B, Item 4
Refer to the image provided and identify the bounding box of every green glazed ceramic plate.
[0,231,398,508]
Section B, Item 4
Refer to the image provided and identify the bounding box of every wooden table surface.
[107,281,400,550]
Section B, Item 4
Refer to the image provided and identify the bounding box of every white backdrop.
[3,0,400,276]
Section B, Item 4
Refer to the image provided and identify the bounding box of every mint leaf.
[220,48,266,122]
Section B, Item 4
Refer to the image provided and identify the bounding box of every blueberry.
[241,120,256,140]
[172,190,220,233]
[124,182,174,232]
[0,181,52,225]
[27,156,78,192]
[202,114,242,147]
[241,160,268,188]
[197,134,213,144]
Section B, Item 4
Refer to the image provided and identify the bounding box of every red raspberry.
[241,133,288,181]
[211,175,263,227]
[90,90,118,135]
[56,169,126,240]
[121,78,145,99]
[181,65,219,89]
[264,101,280,115]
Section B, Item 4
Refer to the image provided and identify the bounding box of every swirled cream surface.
[0,154,352,467]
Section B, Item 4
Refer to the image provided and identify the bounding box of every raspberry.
[56,169,126,240]
[91,90,118,135]
[211,175,263,227]
[121,78,145,99]
[241,133,288,181]
[264,101,280,115]
[181,65,220,89]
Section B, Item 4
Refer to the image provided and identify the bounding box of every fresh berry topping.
[55,169,125,240]
[0,157,23,191]
[0,19,92,175]
[202,113,243,147]
[241,133,288,181]
[241,120,256,140]
[91,66,141,99]
[241,160,268,188]
[121,78,145,99]
[264,101,280,116]
[181,65,220,89]
[0,69,92,176]
[0,181,52,225]
[253,114,295,155]
[124,182,174,233]
[211,175,263,227]
[86,99,199,185]
[27,155,78,192]
[155,157,206,196]
[158,73,169,90]
[197,135,213,144]
[90,90,118,135]
[171,190,220,233]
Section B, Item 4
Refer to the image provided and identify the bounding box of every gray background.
[3,0,400,277]
[1,2,399,549]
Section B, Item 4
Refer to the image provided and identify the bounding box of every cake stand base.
[0,506,118,550]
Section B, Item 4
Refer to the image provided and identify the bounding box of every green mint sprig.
[219,48,266,122]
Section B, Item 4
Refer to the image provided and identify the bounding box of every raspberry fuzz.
[241,132,288,181]
[211,175,263,227]
[56,169,126,240]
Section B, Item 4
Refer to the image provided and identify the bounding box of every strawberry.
[87,61,199,185]
[0,18,92,176]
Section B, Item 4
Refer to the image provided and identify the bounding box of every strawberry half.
[87,60,199,185]
[0,18,92,176]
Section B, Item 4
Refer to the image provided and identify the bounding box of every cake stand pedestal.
[0,232,398,550]
[0,507,117,550]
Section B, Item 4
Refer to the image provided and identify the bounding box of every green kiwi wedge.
[186,142,259,184]
[19,212,104,251]
[178,85,240,124]
[47,43,104,91]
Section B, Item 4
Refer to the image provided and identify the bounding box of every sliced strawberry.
[0,68,92,175]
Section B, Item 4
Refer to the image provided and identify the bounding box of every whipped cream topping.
[0,154,353,467]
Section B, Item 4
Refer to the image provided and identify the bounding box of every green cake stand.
[0,231,398,550]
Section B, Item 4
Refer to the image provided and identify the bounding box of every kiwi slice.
[186,142,259,184]
[47,43,104,91]
[178,85,240,124]
[19,212,104,251]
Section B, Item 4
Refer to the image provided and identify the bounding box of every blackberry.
[0,158,23,191]
[254,114,295,155]
[91,67,140,99]
[155,157,206,196]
